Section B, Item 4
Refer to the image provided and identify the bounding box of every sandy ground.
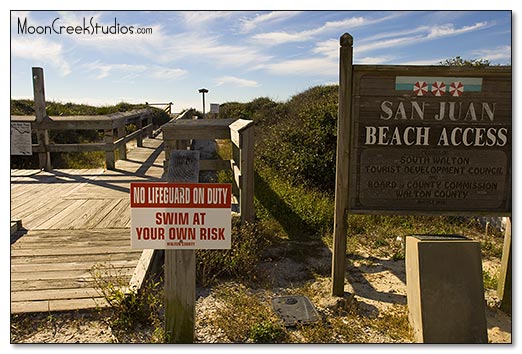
[11,239,511,344]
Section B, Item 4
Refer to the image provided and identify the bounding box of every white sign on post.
[10,122,32,156]
[210,103,220,114]
[130,182,232,249]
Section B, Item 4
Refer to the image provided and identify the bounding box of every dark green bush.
[218,97,287,128]
[257,85,338,193]
[216,86,339,193]
[196,217,273,286]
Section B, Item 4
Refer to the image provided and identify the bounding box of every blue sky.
[10,10,511,112]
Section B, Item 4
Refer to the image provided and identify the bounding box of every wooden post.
[117,123,127,160]
[104,128,115,170]
[32,67,51,171]
[331,33,353,296]
[239,125,254,224]
[137,116,144,147]
[497,217,511,314]
[165,150,199,343]
[147,113,153,138]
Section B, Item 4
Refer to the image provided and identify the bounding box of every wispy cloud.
[64,19,271,70]
[258,57,337,77]
[11,11,72,75]
[356,35,422,53]
[253,16,366,45]
[312,39,338,58]
[239,11,302,33]
[426,21,491,39]
[473,45,511,62]
[268,19,491,71]
[312,39,407,65]
[252,13,403,45]
[215,76,260,87]
[11,37,72,76]
[356,21,491,54]
[253,31,309,45]
[253,34,340,77]
[354,56,396,64]
[70,22,167,56]
[361,25,430,42]
[85,61,187,81]
[85,61,147,79]
[149,66,187,80]
[157,32,273,68]
[179,11,237,26]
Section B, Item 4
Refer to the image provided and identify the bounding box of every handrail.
[10,109,153,170]
[162,116,255,224]
[146,101,173,115]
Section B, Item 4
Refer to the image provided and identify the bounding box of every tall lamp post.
[198,88,208,117]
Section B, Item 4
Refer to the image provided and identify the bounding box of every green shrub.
[249,320,285,343]
[254,164,334,240]
[483,270,499,289]
[212,284,286,343]
[196,217,273,286]
[257,85,338,193]
[218,97,286,125]
[90,264,164,341]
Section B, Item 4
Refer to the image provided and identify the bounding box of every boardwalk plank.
[12,247,141,257]
[95,199,130,229]
[11,298,109,314]
[12,288,103,302]
[17,199,78,230]
[11,267,136,281]
[12,238,130,249]
[11,252,142,265]
[12,259,138,273]
[10,137,164,314]
[32,199,89,230]
[48,200,101,230]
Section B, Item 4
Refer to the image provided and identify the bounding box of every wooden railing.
[162,115,254,224]
[146,102,173,115]
[10,67,153,171]
[11,109,153,170]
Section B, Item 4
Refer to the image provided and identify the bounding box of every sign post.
[130,150,232,343]
[333,32,511,342]
[331,33,353,296]
[165,151,198,344]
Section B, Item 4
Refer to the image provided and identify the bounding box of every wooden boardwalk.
[10,137,165,313]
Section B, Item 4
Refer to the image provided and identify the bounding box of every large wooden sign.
[349,65,511,215]
[331,33,512,297]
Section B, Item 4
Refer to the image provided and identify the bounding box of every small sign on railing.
[10,122,32,156]
[130,182,232,249]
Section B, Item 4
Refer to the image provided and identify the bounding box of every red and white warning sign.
[130,182,232,249]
